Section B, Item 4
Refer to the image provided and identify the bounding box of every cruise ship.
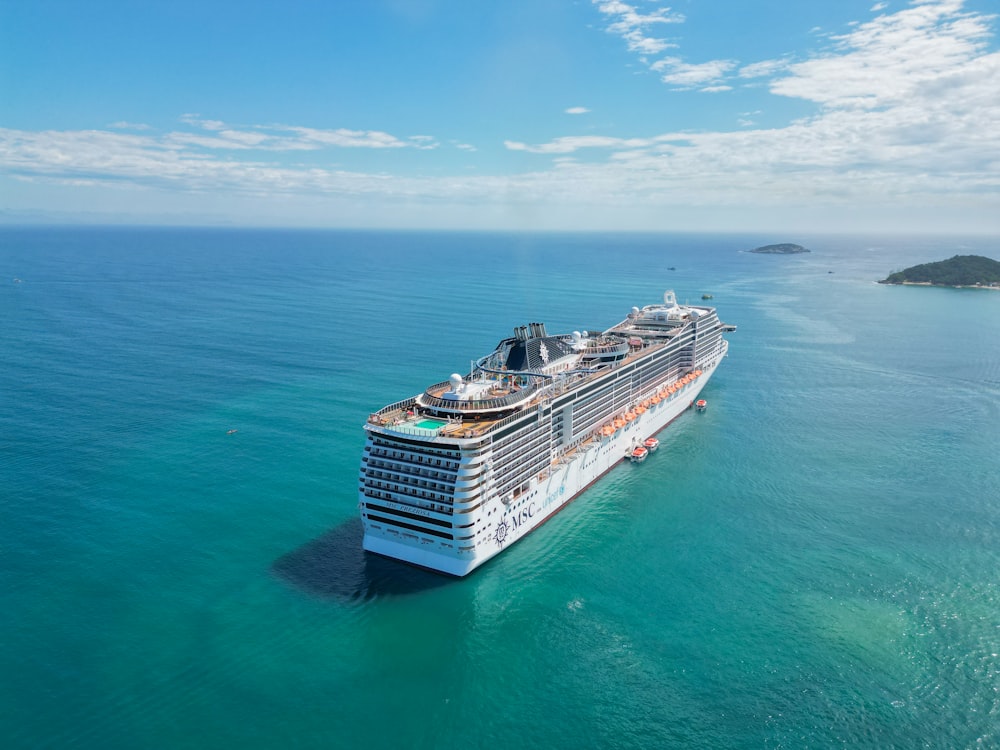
[359,291,734,576]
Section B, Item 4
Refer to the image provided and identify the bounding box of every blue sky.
[2,0,998,232]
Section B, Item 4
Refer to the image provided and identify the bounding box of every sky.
[1,0,998,233]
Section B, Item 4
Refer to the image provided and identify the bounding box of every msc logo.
[493,518,510,546]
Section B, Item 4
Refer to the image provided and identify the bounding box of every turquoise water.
[2,228,998,748]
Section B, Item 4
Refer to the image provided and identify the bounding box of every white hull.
[362,347,724,576]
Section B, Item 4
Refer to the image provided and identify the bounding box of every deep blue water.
[1,227,998,748]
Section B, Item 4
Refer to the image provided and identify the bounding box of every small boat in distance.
[701,294,713,300]
[631,445,649,463]
[643,437,660,452]
[695,399,707,412]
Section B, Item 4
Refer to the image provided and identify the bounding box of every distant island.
[749,243,810,254]
[879,254,1000,288]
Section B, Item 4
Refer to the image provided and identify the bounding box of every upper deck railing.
[417,378,542,413]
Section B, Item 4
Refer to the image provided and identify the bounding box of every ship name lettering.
[510,502,537,530]
[387,501,430,517]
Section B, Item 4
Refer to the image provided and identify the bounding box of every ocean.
[1,227,998,748]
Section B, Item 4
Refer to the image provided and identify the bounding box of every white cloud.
[499,0,1000,218]
[565,107,590,115]
[594,0,752,92]
[0,118,445,194]
[505,135,658,154]
[593,0,683,55]
[0,2,997,232]
[180,114,226,131]
[108,121,152,131]
[738,59,789,79]
[770,0,995,110]
[408,135,440,150]
[652,57,737,88]
[288,126,410,149]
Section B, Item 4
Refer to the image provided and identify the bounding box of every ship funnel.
[529,322,548,338]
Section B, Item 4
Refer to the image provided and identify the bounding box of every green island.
[749,243,809,254]
[879,254,1000,288]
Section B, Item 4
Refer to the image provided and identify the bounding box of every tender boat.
[643,437,659,452]
[630,445,649,463]
[695,399,707,412]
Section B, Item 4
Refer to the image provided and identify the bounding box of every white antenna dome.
[449,373,463,391]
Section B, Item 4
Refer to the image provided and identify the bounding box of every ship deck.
[370,335,681,440]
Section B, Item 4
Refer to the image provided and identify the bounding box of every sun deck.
[367,334,680,441]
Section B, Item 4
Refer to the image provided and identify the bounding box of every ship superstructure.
[359,291,734,576]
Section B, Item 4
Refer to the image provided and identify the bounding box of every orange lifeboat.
[614,418,625,429]
[651,396,660,404]
[625,411,636,422]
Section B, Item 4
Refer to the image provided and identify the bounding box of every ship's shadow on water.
[272,518,452,601]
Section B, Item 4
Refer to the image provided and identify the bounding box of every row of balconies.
[363,467,455,496]
[367,446,460,472]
